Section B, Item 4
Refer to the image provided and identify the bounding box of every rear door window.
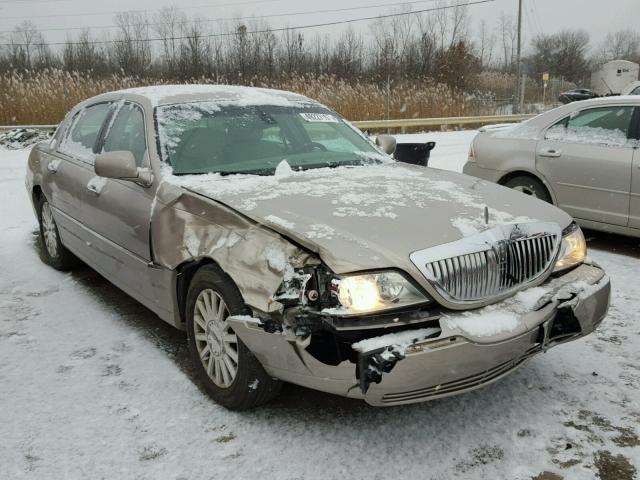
[102,103,147,167]
[545,106,635,147]
[59,102,112,162]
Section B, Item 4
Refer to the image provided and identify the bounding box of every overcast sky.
[0,0,638,52]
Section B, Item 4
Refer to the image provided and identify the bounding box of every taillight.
[468,143,476,162]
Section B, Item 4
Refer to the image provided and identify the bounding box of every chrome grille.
[410,222,562,306]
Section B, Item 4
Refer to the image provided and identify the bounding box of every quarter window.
[545,106,635,147]
[59,102,111,161]
[102,103,147,166]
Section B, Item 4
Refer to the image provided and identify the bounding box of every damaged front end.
[228,259,610,406]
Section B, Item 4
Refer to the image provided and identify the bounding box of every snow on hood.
[162,161,572,275]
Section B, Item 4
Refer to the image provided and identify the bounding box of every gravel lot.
[1,133,638,479]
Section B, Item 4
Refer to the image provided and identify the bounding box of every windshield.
[155,102,384,175]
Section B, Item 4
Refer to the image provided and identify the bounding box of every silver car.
[464,96,640,238]
[26,85,610,409]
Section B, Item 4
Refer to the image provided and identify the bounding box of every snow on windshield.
[155,102,383,176]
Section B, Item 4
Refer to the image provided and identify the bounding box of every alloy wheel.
[41,202,59,258]
[192,289,239,388]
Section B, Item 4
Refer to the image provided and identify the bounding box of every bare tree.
[9,21,41,69]
[477,19,496,69]
[281,28,306,73]
[112,12,152,76]
[154,6,187,75]
[498,13,517,72]
[593,29,640,67]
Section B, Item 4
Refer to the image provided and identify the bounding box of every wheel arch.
[497,169,557,205]
[174,257,243,329]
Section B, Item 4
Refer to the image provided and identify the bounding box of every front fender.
[152,183,315,314]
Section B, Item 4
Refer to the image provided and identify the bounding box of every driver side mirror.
[94,151,152,186]
[376,135,397,155]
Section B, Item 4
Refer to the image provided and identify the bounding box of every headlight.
[330,271,430,315]
[554,224,586,272]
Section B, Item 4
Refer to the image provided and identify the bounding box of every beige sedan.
[26,85,609,409]
[464,96,640,238]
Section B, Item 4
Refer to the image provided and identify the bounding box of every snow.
[274,159,293,177]
[546,125,632,147]
[87,176,108,194]
[352,327,441,353]
[162,160,485,223]
[445,310,520,337]
[120,84,307,107]
[306,224,336,240]
[264,215,296,230]
[2,137,639,479]
[395,130,478,172]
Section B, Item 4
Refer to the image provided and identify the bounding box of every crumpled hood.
[169,162,572,276]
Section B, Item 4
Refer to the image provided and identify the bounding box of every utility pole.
[515,0,523,113]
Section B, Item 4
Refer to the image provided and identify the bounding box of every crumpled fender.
[151,182,314,313]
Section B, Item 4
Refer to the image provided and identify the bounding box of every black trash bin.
[393,141,436,167]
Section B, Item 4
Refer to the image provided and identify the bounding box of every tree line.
[1,4,639,91]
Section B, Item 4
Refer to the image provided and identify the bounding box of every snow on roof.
[116,84,312,107]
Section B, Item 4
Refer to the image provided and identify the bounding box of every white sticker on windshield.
[299,113,339,123]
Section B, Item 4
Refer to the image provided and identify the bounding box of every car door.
[77,101,156,303]
[48,102,113,252]
[627,112,640,229]
[536,105,636,227]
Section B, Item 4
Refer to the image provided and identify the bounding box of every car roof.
[565,95,640,107]
[88,84,315,108]
[518,95,640,131]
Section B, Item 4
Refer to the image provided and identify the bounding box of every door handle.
[539,148,562,158]
[87,183,101,196]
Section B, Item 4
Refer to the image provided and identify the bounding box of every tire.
[185,264,282,410]
[37,195,80,270]
[504,175,552,203]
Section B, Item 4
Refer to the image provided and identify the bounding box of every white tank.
[591,60,640,96]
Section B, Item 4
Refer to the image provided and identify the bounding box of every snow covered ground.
[1,134,639,480]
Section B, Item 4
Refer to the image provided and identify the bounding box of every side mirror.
[375,135,397,155]
[95,151,152,185]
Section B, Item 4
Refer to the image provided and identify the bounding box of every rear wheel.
[37,195,79,270]
[504,175,552,203]
[185,264,282,410]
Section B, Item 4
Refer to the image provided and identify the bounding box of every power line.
[0,0,280,21]
[1,0,494,47]
[0,0,442,35]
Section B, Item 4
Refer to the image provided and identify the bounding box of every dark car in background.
[559,88,598,104]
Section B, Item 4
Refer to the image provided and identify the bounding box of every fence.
[0,113,536,134]
[351,114,535,133]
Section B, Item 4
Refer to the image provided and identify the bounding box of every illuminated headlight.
[331,271,430,315]
[554,224,586,273]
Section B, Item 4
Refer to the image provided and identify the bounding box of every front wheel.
[504,175,552,203]
[37,195,79,270]
[185,264,282,410]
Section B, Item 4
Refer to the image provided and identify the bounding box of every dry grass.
[1,69,522,125]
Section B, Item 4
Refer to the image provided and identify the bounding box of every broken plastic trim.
[357,347,405,394]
